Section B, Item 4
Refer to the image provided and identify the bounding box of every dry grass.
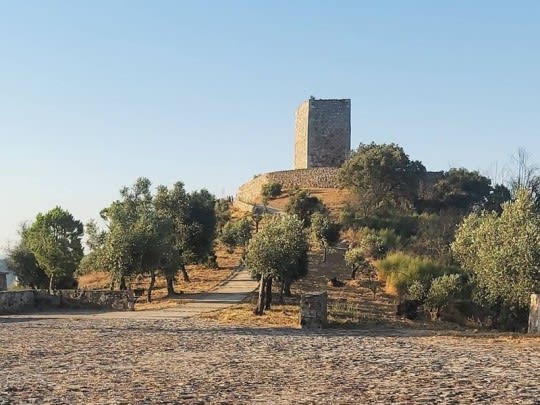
[201,250,402,328]
[77,243,243,311]
[202,301,300,328]
[77,271,111,289]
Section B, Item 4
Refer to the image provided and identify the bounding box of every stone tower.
[294,97,351,169]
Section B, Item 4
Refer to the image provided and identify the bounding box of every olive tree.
[452,189,540,327]
[244,215,308,315]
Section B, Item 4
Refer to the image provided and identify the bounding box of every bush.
[261,182,282,202]
[352,227,402,259]
[425,274,462,316]
[375,252,463,297]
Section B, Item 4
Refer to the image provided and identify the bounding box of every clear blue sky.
[1,1,539,251]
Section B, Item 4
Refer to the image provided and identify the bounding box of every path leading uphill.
[0,267,258,321]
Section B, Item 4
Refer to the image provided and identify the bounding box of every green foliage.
[425,274,462,313]
[344,247,369,278]
[358,232,386,259]
[184,189,217,264]
[353,227,401,259]
[340,142,426,214]
[376,252,462,297]
[406,280,426,302]
[409,211,462,262]
[430,168,492,212]
[310,212,340,261]
[244,215,308,284]
[452,188,540,314]
[25,206,83,291]
[215,198,231,232]
[285,190,324,227]
[6,226,49,289]
[341,211,418,238]
[261,182,282,204]
[220,217,253,252]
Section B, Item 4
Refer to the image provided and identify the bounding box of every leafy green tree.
[340,143,426,214]
[344,247,378,296]
[97,177,154,291]
[6,225,49,289]
[183,189,217,265]
[25,207,84,293]
[310,212,340,262]
[452,189,540,328]
[485,184,512,214]
[244,215,308,314]
[220,218,253,253]
[285,190,324,227]
[261,182,282,205]
[154,181,190,288]
[426,168,494,213]
[344,247,369,280]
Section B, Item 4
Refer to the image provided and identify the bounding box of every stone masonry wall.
[0,291,35,313]
[294,98,351,169]
[235,168,340,206]
[0,290,135,314]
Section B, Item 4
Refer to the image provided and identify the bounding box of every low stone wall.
[0,289,135,314]
[0,291,35,314]
[236,168,340,205]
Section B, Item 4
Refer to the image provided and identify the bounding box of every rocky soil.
[1,317,539,404]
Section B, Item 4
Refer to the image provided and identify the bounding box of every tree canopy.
[452,189,540,324]
[25,207,84,292]
[244,215,308,314]
[340,142,426,213]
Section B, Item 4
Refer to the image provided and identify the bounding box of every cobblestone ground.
[1,317,539,404]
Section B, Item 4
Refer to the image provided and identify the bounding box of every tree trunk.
[254,276,266,315]
[180,264,190,282]
[264,277,273,310]
[279,281,285,304]
[120,276,127,290]
[351,266,358,280]
[255,220,260,233]
[322,246,327,263]
[284,280,292,297]
[166,276,176,296]
[147,271,156,303]
[48,274,55,295]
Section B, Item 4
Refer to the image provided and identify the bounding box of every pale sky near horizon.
[1,1,539,252]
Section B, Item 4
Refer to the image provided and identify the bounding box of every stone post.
[299,292,328,329]
[529,294,540,334]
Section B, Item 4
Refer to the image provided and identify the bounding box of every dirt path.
[1,267,258,321]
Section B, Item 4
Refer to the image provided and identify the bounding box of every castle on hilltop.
[294,97,351,169]
[235,97,350,208]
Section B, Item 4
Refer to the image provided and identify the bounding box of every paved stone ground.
[1,316,539,404]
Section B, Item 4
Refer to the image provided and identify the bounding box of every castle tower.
[294,97,351,169]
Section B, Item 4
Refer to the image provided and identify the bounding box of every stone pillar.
[529,294,540,334]
[299,292,327,329]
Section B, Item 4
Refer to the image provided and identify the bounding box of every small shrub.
[425,274,462,319]
[359,233,387,259]
[261,182,282,202]
[407,280,427,301]
[375,252,463,298]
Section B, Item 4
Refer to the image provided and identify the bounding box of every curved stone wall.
[236,168,340,205]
